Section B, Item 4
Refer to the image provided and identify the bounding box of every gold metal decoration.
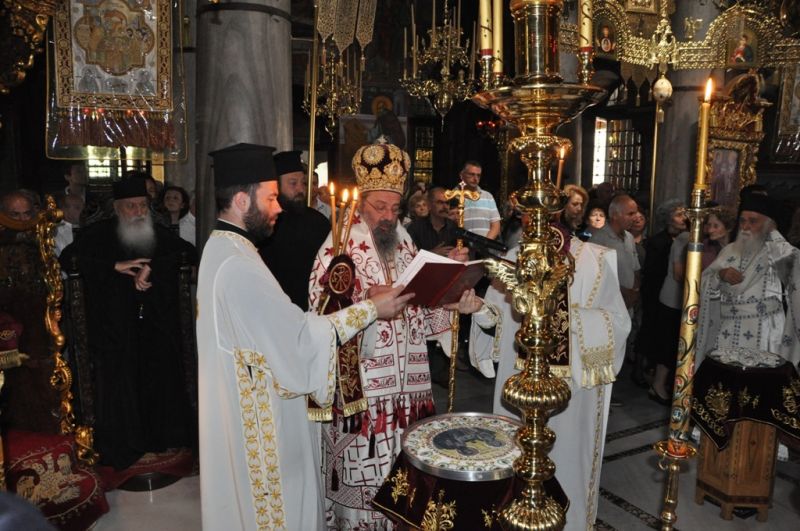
[402,2,479,120]
[0,0,57,94]
[420,489,457,531]
[443,183,479,413]
[389,467,411,503]
[472,1,605,528]
[683,17,703,40]
[303,0,375,135]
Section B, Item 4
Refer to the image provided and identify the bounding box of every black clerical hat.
[739,193,775,220]
[113,178,148,200]
[273,151,304,177]
[210,143,276,188]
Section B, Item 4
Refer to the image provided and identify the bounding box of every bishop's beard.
[372,220,399,258]
[117,211,156,256]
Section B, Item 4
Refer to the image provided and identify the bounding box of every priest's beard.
[732,227,767,262]
[243,198,273,242]
[278,193,305,215]
[372,220,399,259]
[117,212,156,256]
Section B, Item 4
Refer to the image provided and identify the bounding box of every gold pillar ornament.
[443,183,480,413]
[473,1,605,529]
[653,78,714,531]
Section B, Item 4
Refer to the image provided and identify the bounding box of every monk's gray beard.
[372,221,399,259]
[732,229,766,261]
[117,212,156,256]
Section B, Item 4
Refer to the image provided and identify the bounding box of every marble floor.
[94,363,800,530]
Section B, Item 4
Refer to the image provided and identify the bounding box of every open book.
[393,249,486,307]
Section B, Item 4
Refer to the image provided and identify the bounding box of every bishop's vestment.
[470,238,631,531]
[696,230,800,367]
[196,222,377,530]
[309,217,497,529]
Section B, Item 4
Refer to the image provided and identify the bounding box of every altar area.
[90,365,800,530]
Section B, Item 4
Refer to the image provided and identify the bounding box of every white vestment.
[309,217,497,530]
[697,229,800,367]
[197,226,377,531]
[471,238,631,531]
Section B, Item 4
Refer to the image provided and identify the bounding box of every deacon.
[309,143,499,528]
[471,236,631,530]
[60,178,196,470]
[697,194,800,366]
[196,143,414,530]
[259,150,330,310]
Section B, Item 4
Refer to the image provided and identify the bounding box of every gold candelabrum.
[303,40,363,136]
[401,1,478,119]
[472,1,604,529]
[653,79,715,531]
[476,118,512,212]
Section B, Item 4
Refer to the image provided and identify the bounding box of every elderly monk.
[697,194,800,366]
[196,143,415,530]
[309,143,499,529]
[60,177,196,470]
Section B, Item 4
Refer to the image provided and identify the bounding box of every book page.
[393,249,455,287]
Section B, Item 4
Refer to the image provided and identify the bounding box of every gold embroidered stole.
[308,255,368,420]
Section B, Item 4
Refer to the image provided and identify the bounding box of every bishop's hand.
[115,258,151,277]
[443,288,483,314]
[369,284,415,320]
[719,267,743,285]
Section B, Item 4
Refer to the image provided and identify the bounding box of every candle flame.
[559,146,566,159]
[342,188,349,203]
[329,182,335,195]
[353,187,359,201]
[704,78,713,102]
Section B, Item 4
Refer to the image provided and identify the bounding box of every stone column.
[654,1,722,212]
[195,0,293,248]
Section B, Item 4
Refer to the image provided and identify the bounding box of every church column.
[195,0,293,247]
[654,1,722,211]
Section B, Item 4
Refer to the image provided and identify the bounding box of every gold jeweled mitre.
[352,143,410,195]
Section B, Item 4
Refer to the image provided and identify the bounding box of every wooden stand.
[695,420,778,522]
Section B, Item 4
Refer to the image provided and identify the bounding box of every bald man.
[1,191,35,221]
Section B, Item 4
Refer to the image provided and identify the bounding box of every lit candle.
[470,21,476,79]
[336,188,349,253]
[578,0,593,50]
[479,0,492,57]
[403,27,408,79]
[492,0,503,72]
[556,146,566,189]
[329,182,337,245]
[341,188,360,254]
[413,35,418,76]
[695,79,713,188]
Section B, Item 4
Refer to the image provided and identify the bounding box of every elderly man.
[1,191,35,221]
[60,178,196,470]
[259,150,330,310]
[587,194,641,310]
[309,143,498,529]
[460,160,501,239]
[697,195,800,366]
[406,186,459,256]
[196,143,413,530]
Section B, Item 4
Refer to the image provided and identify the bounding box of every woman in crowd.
[584,201,607,230]
[161,185,195,246]
[405,191,429,226]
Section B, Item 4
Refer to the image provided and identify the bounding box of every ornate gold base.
[654,440,697,531]
[499,494,565,531]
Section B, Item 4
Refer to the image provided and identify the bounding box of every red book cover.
[394,250,485,307]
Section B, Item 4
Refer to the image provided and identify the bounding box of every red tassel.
[360,411,370,438]
[375,403,387,434]
[398,397,407,429]
[391,399,399,431]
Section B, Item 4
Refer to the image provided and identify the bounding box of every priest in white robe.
[196,143,414,531]
[471,237,631,531]
[697,195,800,367]
[309,143,499,530]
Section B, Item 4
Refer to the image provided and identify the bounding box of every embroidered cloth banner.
[48,0,179,154]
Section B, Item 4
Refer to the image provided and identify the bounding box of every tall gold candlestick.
[479,0,492,56]
[654,78,714,531]
[492,0,503,73]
